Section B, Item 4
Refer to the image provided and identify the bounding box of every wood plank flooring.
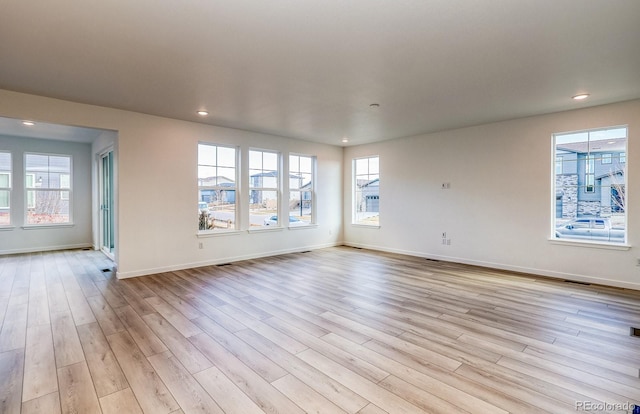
[1,246,639,413]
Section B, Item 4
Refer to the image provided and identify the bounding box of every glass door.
[99,150,114,257]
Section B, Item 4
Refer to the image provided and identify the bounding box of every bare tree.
[608,171,625,213]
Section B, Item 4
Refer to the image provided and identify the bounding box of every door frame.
[98,148,115,260]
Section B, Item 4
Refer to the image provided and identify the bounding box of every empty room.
[1,1,639,413]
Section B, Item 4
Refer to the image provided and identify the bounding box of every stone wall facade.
[578,200,602,216]
[556,174,578,219]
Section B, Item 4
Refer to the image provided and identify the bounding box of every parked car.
[555,217,624,242]
[263,215,306,227]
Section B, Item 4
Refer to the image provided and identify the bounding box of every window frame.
[288,153,315,227]
[352,155,380,227]
[555,156,563,175]
[0,152,11,227]
[552,126,628,246]
[0,172,10,208]
[197,143,239,234]
[24,152,73,226]
[584,154,595,193]
[249,149,281,229]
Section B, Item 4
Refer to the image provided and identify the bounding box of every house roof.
[1,1,639,146]
[198,176,235,186]
[358,178,379,188]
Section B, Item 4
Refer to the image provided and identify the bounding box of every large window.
[25,153,72,225]
[249,150,280,228]
[198,143,237,231]
[553,126,627,244]
[0,152,11,226]
[353,155,379,226]
[289,154,314,226]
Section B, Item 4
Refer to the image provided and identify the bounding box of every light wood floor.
[1,247,639,414]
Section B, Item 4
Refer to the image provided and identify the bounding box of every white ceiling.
[0,116,107,143]
[1,0,639,146]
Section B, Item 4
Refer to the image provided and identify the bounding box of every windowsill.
[197,230,242,238]
[288,224,318,230]
[22,224,74,230]
[248,226,284,233]
[0,226,15,231]
[548,238,631,251]
[351,223,381,229]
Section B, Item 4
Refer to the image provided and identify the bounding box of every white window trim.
[352,155,380,227]
[249,148,281,228]
[25,173,36,209]
[24,153,73,226]
[197,229,243,238]
[60,173,71,200]
[288,153,316,227]
[551,126,628,246]
[0,161,11,226]
[548,238,630,250]
[197,143,239,235]
[22,224,75,230]
[0,172,10,209]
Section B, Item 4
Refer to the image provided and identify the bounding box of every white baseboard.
[343,242,640,291]
[116,241,342,279]
[0,243,94,256]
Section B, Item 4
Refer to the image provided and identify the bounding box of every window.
[585,154,595,193]
[25,173,36,208]
[198,143,237,231]
[555,156,563,175]
[353,155,379,226]
[249,150,279,227]
[553,126,627,244]
[25,153,72,225]
[0,152,11,226]
[289,154,314,226]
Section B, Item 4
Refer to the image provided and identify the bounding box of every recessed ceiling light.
[341,137,349,143]
[572,94,590,101]
[369,103,380,108]
[197,110,209,116]
[22,120,35,126]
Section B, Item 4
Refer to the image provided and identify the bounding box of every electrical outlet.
[441,182,451,189]
[198,242,203,249]
[636,258,640,266]
[442,232,447,238]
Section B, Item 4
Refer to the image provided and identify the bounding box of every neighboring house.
[251,172,312,207]
[299,181,312,209]
[555,138,626,219]
[250,171,278,207]
[198,176,236,204]
[357,178,379,213]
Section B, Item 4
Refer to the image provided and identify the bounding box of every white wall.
[0,135,92,253]
[344,99,640,289]
[3,88,638,288]
[0,89,343,278]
